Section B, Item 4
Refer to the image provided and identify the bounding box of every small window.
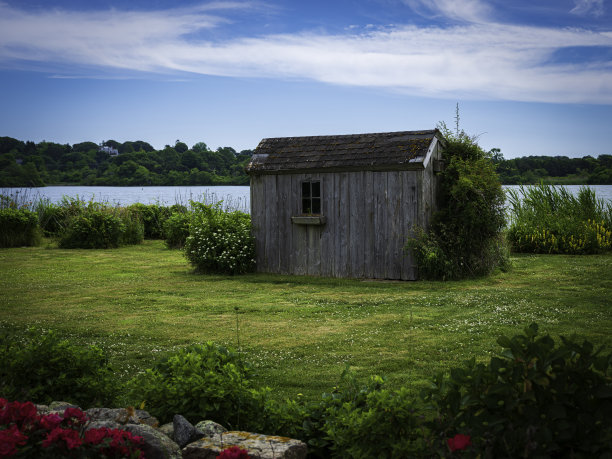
[301,181,321,214]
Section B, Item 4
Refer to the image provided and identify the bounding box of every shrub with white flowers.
[184,202,255,275]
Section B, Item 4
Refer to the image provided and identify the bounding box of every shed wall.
[251,168,432,280]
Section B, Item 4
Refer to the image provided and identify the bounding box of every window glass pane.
[312,198,321,214]
[302,198,311,214]
[312,181,320,198]
[302,182,310,198]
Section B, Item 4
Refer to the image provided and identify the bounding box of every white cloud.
[0,1,611,104]
[570,0,605,17]
[402,0,493,23]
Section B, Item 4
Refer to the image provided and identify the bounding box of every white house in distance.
[246,129,446,280]
[99,145,119,156]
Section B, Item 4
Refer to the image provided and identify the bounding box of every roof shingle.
[246,129,440,174]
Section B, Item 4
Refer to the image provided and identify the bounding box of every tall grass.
[507,184,612,254]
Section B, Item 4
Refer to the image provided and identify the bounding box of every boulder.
[86,407,140,425]
[121,423,182,459]
[159,422,175,440]
[173,414,205,448]
[182,431,307,459]
[194,420,227,439]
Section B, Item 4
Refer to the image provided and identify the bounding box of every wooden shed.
[245,129,445,280]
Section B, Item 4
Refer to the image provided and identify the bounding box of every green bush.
[0,208,41,247]
[407,124,508,280]
[58,210,125,249]
[0,328,118,407]
[164,211,191,249]
[507,184,612,254]
[127,342,266,428]
[127,203,172,239]
[56,202,144,249]
[184,202,255,274]
[425,323,612,458]
[119,208,145,245]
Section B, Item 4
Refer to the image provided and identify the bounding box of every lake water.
[3,184,612,214]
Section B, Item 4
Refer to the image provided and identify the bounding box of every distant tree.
[191,142,209,153]
[175,140,188,153]
[73,142,99,152]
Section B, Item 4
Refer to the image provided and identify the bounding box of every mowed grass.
[1,239,611,402]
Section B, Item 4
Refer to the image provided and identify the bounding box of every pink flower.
[217,446,250,459]
[447,433,472,452]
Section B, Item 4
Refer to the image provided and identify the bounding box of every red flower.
[217,446,250,459]
[62,407,88,425]
[84,427,110,445]
[42,427,83,450]
[447,433,472,452]
[0,401,38,427]
[0,425,28,458]
[40,414,63,431]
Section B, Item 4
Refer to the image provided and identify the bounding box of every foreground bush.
[4,325,608,457]
[0,329,118,407]
[0,208,40,248]
[507,184,612,254]
[184,202,255,274]
[127,342,267,428]
[425,323,612,458]
[0,399,144,458]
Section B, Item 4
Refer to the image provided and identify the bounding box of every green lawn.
[1,240,611,402]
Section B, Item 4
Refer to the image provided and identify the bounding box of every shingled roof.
[246,129,442,174]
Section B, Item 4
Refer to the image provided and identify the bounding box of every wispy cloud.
[570,0,605,17]
[0,1,611,104]
[402,0,493,23]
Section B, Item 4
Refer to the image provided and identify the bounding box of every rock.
[86,407,140,425]
[195,420,227,439]
[48,401,80,412]
[121,423,182,459]
[182,431,307,459]
[136,409,160,428]
[87,420,122,430]
[173,414,204,448]
[159,422,174,440]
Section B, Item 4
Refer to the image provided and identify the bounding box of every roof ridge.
[259,129,438,143]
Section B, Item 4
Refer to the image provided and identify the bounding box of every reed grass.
[507,184,612,254]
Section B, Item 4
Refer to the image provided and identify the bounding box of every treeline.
[2,136,612,187]
[0,137,253,187]
[492,150,612,185]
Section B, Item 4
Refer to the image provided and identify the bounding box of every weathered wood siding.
[251,165,439,280]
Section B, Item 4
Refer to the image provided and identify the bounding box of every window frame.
[301,180,321,215]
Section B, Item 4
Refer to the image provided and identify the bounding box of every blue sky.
[0,0,611,158]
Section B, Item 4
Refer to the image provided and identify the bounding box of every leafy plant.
[127,203,173,239]
[58,211,125,249]
[0,208,41,248]
[126,342,266,428]
[424,323,612,457]
[163,211,191,249]
[406,122,508,279]
[184,202,255,274]
[56,200,144,249]
[0,329,118,407]
[507,183,612,254]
